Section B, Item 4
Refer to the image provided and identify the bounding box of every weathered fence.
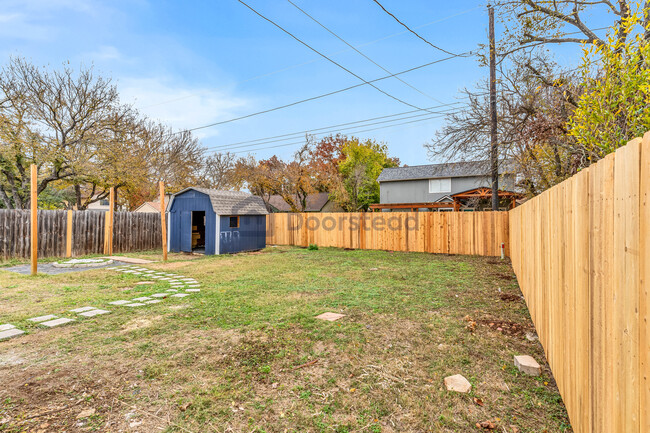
[0,210,161,259]
[509,136,649,433]
[267,211,510,256]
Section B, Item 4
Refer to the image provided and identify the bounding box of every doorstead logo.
[287,214,420,232]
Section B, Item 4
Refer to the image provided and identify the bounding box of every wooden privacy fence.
[509,136,649,433]
[0,210,161,259]
[266,211,510,256]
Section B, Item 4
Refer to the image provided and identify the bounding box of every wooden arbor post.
[104,188,115,255]
[160,182,168,261]
[30,164,38,275]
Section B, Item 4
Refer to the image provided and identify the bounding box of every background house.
[376,160,518,211]
[134,194,173,213]
[167,187,267,255]
[267,192,342,213]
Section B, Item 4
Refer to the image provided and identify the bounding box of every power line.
[167,54,470,136]
[228,112,449,155]
[371,0,460,56]
[140,5,480,109]
[204,103,463,149]
[287,0,444,104]
[238,0,432,115]
[205,106,461,152]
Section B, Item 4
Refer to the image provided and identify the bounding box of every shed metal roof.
[170,187,268,215]
[377,160,511,182]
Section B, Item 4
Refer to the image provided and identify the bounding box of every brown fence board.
[0,210,162,259]
[266,211,509,257]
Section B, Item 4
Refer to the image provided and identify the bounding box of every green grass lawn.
[0,247,571,432]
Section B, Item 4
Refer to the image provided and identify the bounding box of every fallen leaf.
[473,397,484,406]
[476,420,496,429]
[76,408,95,419]
[509,426,520,433]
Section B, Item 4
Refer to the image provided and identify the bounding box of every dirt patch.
[499,293,522,302]
[476,317,531,336]
[120,315,162,333]
[492,272,515,280]
[0,362,167,433]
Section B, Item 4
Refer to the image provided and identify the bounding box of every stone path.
[1,264,203,343]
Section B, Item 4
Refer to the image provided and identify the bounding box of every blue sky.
[1,0,608,165]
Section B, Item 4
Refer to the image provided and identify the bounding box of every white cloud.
[118,77,253,140]
[90,45,122,61]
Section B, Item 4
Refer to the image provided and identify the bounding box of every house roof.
[267,192,331,212]
[377,160,512,182]
[135,201,161,212]
[170,187,268,215]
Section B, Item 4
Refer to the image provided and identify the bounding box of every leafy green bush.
[308,244,319,251]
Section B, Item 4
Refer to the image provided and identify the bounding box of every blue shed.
[166,187,268,255]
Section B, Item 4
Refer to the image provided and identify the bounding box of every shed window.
[429,178,451,193]
[229,216,239,228]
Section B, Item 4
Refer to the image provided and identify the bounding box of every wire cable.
[204,103,463,149]
[205,107,461,152]
[140,5,480,109]
[287,0,444,104]
[238,0,434,115]
[371,0,460,56]
[228,111,449,154]
[167,54,470,136]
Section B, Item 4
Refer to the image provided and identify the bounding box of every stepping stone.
[0,324,16,331]
[151,276,163,279]
[514,355,541,376]
[150,293,168,298]
[132,297,152,302]
[79,309,110,317]
[0,328,25,340]
[159,278,171,281]
[185,289,200,293]
[40,318,75,328]
[166,289,179,292]
[180,278,195,281]
[135,282,155,285]
[171,293,190,298]
[109,300,131,305]
[124,303,146,307]
[144,300,161,304]
[28,314,58,323]
[70,306,97,313]
[316,312,345,322]
[187,284,200,288]
[443,374,472,393]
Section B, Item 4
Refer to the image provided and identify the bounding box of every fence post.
[160,182,167,261]
[66,210,73,257]
[30,164,37,275]
[108,187,114,255]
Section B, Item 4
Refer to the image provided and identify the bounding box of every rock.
[315,312,345,321]
[0,328,24,341]
[40,318,75,328]
[27,314,58,323]
[76,408,96,419]
[514,355,541,376]
[525,332,538,342]
[129,421,142,428]
[443,374,472,393]
[79,309,110,317]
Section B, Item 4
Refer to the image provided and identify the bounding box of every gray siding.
[379,174,515,204]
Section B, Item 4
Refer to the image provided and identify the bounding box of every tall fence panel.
[509,135,649,433]
[0,210,162,260]
[266,211,509,257]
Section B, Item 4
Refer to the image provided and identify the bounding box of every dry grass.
[0,247,571,432]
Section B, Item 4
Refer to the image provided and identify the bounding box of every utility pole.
[488,4,499,211]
